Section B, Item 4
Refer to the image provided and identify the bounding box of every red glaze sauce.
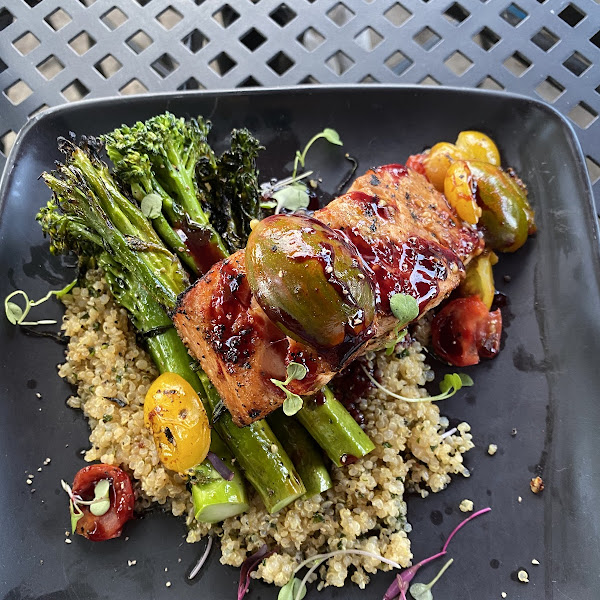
[174,219,227,276]
[345,190,392,220]
[376,164,409,178]
[344,229,458,314]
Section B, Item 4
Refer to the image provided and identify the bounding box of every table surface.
[0,0,598,208]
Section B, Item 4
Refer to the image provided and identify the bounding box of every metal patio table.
[0,0,598,206]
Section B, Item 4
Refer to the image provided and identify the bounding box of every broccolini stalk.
[40,138,188,308]
[195,128,263,252]
[103,113,228,272]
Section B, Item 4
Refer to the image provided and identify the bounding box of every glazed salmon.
[173,165,483,426]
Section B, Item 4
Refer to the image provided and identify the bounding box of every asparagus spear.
[297,386,375,467]
[199,372,305,513]
[267,409,332,497]
[99,254,248,522]
[39,137,304,514]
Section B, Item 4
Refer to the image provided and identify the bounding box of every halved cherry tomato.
[405,153,428,176]
[431,297,502,367]
[72,464,135,541]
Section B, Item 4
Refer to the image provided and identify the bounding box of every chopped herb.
[382,442,392,449]
[102,414,113,423]
[313,514,324,523]
[270,362,308,416]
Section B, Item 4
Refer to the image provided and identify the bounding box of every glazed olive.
[423,142,466,192]
[444,160,482,225]
[455,131,501,166]
[245,214,375,357]
[459,250,498,309]
[467,161,535,252]
[144,373,211,473]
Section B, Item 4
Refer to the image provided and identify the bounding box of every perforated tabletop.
[1,0,598,207]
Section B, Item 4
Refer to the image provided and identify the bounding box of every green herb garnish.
[4,279,76,326]
[409,558,454,600]
[270,362,308,416]
[362,366,473,403]
[389,293,419,327]
[292,128,343,180]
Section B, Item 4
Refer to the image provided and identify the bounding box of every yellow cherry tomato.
[460,250,498,309]
[444,160,482,225]
[455,131,501,166]
[423,142,466,192]
[144,373,211,473]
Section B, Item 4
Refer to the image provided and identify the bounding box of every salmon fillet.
[173,165,483,426]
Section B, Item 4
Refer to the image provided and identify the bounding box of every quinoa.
[59,270,474,589]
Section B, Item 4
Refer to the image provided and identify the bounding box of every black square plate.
[1,86,598,600]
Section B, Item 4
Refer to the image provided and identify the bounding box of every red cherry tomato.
[405,153,428,177]
[431,297,502,367]
[72,464,135,541]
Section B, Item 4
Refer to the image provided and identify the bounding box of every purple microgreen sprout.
[409,558,453,600]
[60,477,113,532]
[383,507,491,600]
[238,544,275,600]
[188,535,213,580]
[362,366,473,404]
[292,128,342,180]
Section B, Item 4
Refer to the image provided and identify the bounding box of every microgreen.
[278,577,307,600]
[385,325,407,356]
[60,477,113,532]
[389,294,419,327]
[382,508,491,600]
[271,184,310,215]
[361,367,473,404]
[292,128,343,180]
[4,280,77,326]
[270,362,308,416]
[238,544,275,600]
[409,558,453,600]
[140,193,163,219]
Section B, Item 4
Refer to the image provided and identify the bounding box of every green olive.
[467,161,535,253]
[245,214,375,358]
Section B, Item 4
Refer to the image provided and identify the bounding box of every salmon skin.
[173,165,483,426]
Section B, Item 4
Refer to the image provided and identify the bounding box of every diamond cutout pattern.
[37,55,65,80]
[445,51,473,76]
[156,7,183,30]
[298,27,325,52]
[45,8,71,31]
[151,53,179,78]
[69,32,96,56]
[326,50,354,75]
[0,0,598,209]
[213,5,240,28]
[327,3,355,27]
[13,32,40,55]
[126,30,153,54]
[95,55,123,79]
[354,27,383,51]
[240,28,266,52]
[101,7,127,31]
[182,29,210,53]
[414,27,441,50]
[267,51,294,75]
[270,4,296,27]
[385,51,413,76]
[384,3,412,26]
[473,27,500,51]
